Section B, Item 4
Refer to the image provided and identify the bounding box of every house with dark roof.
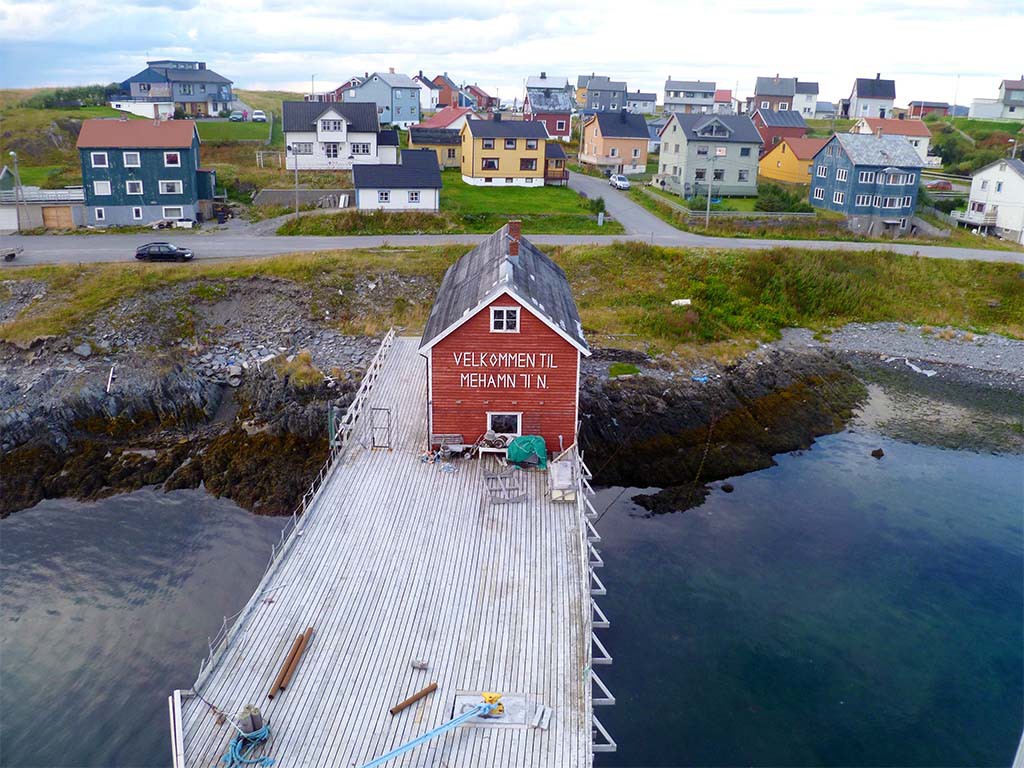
[459,116,551,186]
[465,84,499,112]
[117,60,233,118]
[814,101,837,120]
[524,86,574,141]
[579,111,650,175]
[526,73,571,92]
[282,101,395,170]
[339,70,421,128]
[544,142,568,186]
[664,78,715,114]
[952,158,1024,243]
[657,113,762,197]
[908,100,949,119]
[408,127,462,168]
[625,91,657,115]
[851,117,932,163]
[353,149,442,212]
[969,77,1024,121]
[847,74,897,119]
[433,73,476,109]
[809,133,925,235]
[412,71,441,111]
[76,118,214,227]
[750,76,818,117]
[419,221,590,451]
[576,74,627,113]
[751,109,808,155]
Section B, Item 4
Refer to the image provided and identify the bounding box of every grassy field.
[2,245,1021,352]
[946,117,1024,139]
[805,118,855,137]
[440,170,598,214]
[196,120,271,143]
[234,89,303,118]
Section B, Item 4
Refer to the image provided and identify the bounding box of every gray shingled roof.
[976,157,1024,179]
[755,76,796,97]
[795,80,819,95]
[409,127,460,145]
[627,92,657,102]
[584,75,626,92]
[420,224,588,352]
[465,119,549,139]
[352,149,442,190]
[545,142,567,159]
[149,65,232,84]
[754,109,807,128]
[377,129,400,146]
[367,71,418,89]
[527,75,570,90]
[282,101,380,133]
[854,76,896,100]
[665,79,715,92]
[526,87,573,112]
[669,113,763,144]
[591,111,649,139]
[830,133,925,167]
[816,101,836,113]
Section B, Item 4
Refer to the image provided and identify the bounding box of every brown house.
[578,111,650,175]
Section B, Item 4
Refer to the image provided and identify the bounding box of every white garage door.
[0,207,17,232]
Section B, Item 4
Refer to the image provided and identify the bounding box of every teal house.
[77,118,215,227]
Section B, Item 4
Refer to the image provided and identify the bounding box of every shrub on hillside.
[755,183,813,213]
[21,84,122,109]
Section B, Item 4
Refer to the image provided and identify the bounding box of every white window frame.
[556,120,566,131]
[131,206,143,220]
[760,100,770,109]
[486,412,522,437]
[610,147,618,157]
[123,151,140,168]
[779,102,789,110]
[90,152,108,168]
[481,158,499,171]
[292,142,313,155]
[908,173,916,185]
[981,180,989,190]
[163,151,181,168]
[816,165,827,178]
[996,181,1004,193]
[813,187,825,200]
[859,171,876,183]
[94,207,105,221]
[632,147,641,158]
[378,190,391,203]
[407,190,420,203]
[833,191,845,205]
[504,138,517,150]
[162,206,184,219]
[836,168,849,182]
[482,138,495,150]
[126,179,143,195]
[855,194,871,207]
[874,195,882,207]
[490,306,520,333]
[324,143,339,159]
[903,195,913,207]
[159,179,183,195]
[737,169,749,182]
[93,180,111,196]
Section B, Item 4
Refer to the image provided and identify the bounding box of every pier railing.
[194,328,396,685]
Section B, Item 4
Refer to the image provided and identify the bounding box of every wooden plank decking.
[178,336,594,767]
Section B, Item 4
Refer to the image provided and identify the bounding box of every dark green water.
[594,430,1023,767]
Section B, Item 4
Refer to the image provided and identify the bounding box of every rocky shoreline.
[2,276,1021,518]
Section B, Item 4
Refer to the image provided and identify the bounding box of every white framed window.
[159,180,183,195]
[855,194,871,207]
[874,195,882,206]
[321,119,343,131]
[526,139,538,150]
[94,207,105,221]
[836,168,849,182]
[447,148,456,159]
[903,195,912,207]
[981,180,989,190]
[126,180,143,195]
[697,145,709,156]
[826,144,834,156]
[908,173,916,185]
[694,168,707,181]
[833,191,845,205]
[132,207,143,220]
[123,151,140,167]
[93,180,111,195]
[883,197,900,208]
[859,171,876,183]
[482,138,495,149]
[779,102,789,110]
[713,168,725,181]
[504,138,517,150]
[324,143,339,159]
[610,147,618,157]
[490,306,519,333]
[813,187,825,200]
[632,147,640,158]
[378,191,390,203]
[408,191,420,203]
[351,143,371,155]
[738,169,749,182]
[292,142,313,155]
[162,206,184,219]
[556,120,566,131]
[740,147,751,157]
[163,151,181,167]
[899,217,908,229]
[996,181,1004,192]
[487,412,522,436]
[816,165,827,178]
[760,100,770,109]
[91,152,108,168]
[481,158,499,170]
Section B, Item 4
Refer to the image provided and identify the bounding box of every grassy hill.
[234,89,303,116]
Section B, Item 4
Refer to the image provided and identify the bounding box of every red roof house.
[465,84,499,111]
[414,106,478,130]
[751,109,808,155]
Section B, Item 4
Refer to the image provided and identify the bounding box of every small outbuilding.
[419,221,590,453]
[352,149,442,211]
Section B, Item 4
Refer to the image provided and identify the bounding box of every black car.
[135,242,195,262]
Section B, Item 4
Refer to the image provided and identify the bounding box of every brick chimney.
[507,221,521,256]
[389,67,395,74]
[540,71,546,79]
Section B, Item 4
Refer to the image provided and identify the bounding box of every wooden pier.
[171,334,614,766]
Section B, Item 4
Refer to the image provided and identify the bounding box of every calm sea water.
[0,489,284,768]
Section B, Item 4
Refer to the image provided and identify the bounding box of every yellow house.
[409,127,462,169]
[758,136,828,184]
[578,112,650,175]
[459,118,549,187]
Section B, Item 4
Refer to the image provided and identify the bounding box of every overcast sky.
[1,0,1022,106]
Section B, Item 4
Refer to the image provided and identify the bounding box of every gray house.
[577,74,627,113]
[657,113,762,197]
[121,60,233,117]
[664,79,716,114]
[342,70,421,128]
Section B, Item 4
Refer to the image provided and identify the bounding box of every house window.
[93,180,111,196]
[321,119,344,131]
[833,191,845,204]
[132,207,143,220]
[903,195,913,207]
[813,187,825,200]
[899,217,908,229]
[610,147,618,157]
[695,168,707,181]
[556,120,566,131]
[164,152,181,167]
[740,147,751,157]
[505,139,517,150]
[836,168,849,182]
[697,145,709,156]
[520,158,537,171]
[526,177,534,183]
[907,173,916,185]
[91,152,108,168]
[760,101,770,109]
[180,84,193,95]
[482,138,495,149]
[123,151,140,167]
[159,180,183,194]
[632,148,640,158]
[883,197,900,208]
[351,143,371,155]
[491,306,519,332]
[94,207,105,221]
[816,165,827,178]
[505,177,513,183]
[859,171,876,183]
[855,194,871,206]
[826,145,834,156]
[408,191,420,203]
[487,412,521,436]
[874,195,882,206]
[980,180,989,190]
[324,143,339,159]
[526,139,538,150]
[996,181,1004,192]
[126,180,143,195]
[447,148,456,159]
[484,177,492,183]
[162,206,184,219]
[378,191,390,203]
[482,158,499,170]
[396,107,402,116]
[713,168,725,181]
[738,169,749,182]
[779,102,789,110]
[292,142,313,155]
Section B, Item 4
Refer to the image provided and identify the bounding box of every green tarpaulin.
[507,435,548,469]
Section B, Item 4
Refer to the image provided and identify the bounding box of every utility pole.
[705,153,715,229]
[8,151,24,233]
[286,144,299,217]
[1011,139,1019,160]
[311,73,317,101]
[952,73,960,118]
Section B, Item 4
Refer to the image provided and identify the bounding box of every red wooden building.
[751,108,808,156]
[524,87,573,141]
[419,222,590,453]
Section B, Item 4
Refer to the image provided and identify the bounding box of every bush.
[934,197,966,214]
[21,83,122,109]
[173,107,186,120]
[588,195,606,214]
[755,183,813,213]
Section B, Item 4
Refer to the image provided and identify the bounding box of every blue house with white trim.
[809,133,925,235]
[341,71,421,128]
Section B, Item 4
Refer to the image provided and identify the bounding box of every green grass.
[439,171,594,215]
[947,117,1024,138]
[645,186,758,211]
[12,165,62,186]
[608,362,640,377]
[196,120,271,143]
[2,245,1021,354]
[805,118,855,137]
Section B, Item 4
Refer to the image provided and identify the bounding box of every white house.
[282,101,394,170]
[953,158,1024,244]
[412,71,441,112]
[851,117,932,164]
[969,78,1024,121]
[849,74,896,118]
[352,149,442,211]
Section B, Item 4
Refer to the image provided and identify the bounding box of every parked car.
[135,243,195,262]
[609,174,630,190]
[251,110,267,123]
[229,110,244,122]
[926,179,953,191]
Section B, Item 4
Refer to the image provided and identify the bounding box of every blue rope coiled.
[220,724,275,767]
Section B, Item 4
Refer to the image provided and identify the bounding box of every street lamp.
[286,144,298,217]
[1009,138,1019,160]
[8,151,23,233]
